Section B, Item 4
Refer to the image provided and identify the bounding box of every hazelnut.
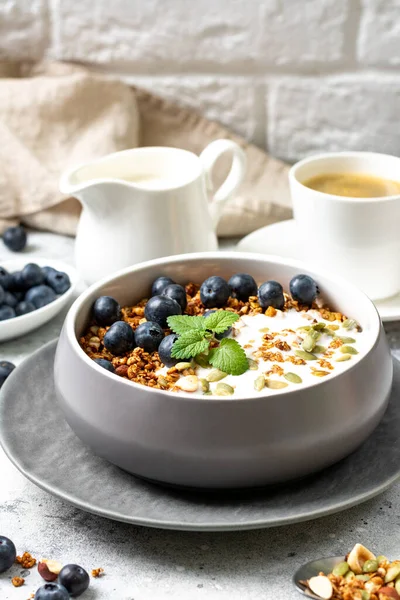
[38,558,63,582]
[379,587,400,600]
[307,575,333,599]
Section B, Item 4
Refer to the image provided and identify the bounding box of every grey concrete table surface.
[1,232,400,600]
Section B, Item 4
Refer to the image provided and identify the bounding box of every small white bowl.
[0,258,79,342]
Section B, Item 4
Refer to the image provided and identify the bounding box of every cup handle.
[199,139,246,228]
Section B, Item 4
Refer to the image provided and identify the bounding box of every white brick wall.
[1,0,400,162]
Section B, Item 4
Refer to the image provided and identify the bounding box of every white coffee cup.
[289,151,400,300]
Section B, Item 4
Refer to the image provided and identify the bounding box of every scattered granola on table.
[301,543,400,600]
[16,552,36,569]
[91,567,104,578]
[80,272,366,396]
[11,576,25,587]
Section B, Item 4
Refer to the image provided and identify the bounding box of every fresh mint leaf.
[170,330,209,359]
[203,310,239,334]
[167,315,206,336]
[208,338,249,375]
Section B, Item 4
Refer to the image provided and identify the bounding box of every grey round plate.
[1,340,400,532]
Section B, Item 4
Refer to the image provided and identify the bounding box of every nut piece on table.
[347,543,376,575]
[307,575,333,599]
[38,558,63,582]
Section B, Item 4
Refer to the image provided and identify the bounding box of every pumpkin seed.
[206,369,228,382]
[363,560,379,574]
[175,362,192,371]
[356,574,370,582]
[312,322,326,331]
[302,330,320,352]
[259,327,270,333]
[332,562,350,577]
[313,344,326,354]
[327,324,339,331]
[248,358,259,370]
[195,353,210,368]
[284,372,302,384]
[321,327,335,337]
[254,376,265,391]
[361,591,371,600]
[215,382,234,396]
[343,318,358,330]
[376,555,388,564]
[297,325,311,332]
[265,379,289,389]
[341,345,358,355]
[335,354,352,362]
[295,349,317,361]
[336,336,356,344]
[385,564,400,582]
[200,378,210,393]
[345,571,355,581]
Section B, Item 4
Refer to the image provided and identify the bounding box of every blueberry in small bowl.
[0,258,77,342]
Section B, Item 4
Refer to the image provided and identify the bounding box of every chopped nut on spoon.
[301,543,400,600]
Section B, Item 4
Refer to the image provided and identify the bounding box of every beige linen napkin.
[0,61,291,237]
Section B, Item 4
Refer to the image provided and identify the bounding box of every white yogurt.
[157,309,368,397]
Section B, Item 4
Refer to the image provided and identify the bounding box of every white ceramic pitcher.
[60,141,246,285]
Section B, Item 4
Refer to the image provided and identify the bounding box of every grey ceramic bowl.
[54,252,393,488]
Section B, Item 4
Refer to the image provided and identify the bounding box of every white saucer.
[0,258,79,342]
[237,219,400,323]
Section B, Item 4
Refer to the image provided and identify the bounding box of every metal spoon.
[293,556,344,598]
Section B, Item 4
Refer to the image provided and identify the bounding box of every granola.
[80,276,365,396]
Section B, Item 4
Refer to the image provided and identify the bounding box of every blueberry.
[34,583,70,600]
[93,296,121,326]
[8,271,29,292]
[258,281,285,310]
[103,321,135,355]
[0,267,12,290]
[41,266,57,278]
[200,276,230,308]
[162,283,187,311]
[93,358,115,373]
[290,274,319,305]
[134,321,164,353]
[0,305,16,320]
[15,301,36,316]
[203,309,231,340]
[157,333,180,367]
[3,226,27,252]
[20,263,45,288]
[3,291,17,308]
[25,285,56,309]
[0,535,16,573]
[0,284,4,304]
[151,276,176,297]
[58,564,90,597]
[228,273,258,302]
[144,295,182,328]
[13,291,24,301]
[46,270,71,295]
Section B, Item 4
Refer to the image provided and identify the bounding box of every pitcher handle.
[199,139,246,228]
